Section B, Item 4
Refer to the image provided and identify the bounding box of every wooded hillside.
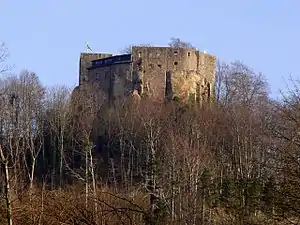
[1,42,300,225]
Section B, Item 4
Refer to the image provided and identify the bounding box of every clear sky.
[1,0,299,98]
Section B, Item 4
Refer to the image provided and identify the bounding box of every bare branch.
[168,37,195,49]
[120,43,152,54]
[0,42,11,74]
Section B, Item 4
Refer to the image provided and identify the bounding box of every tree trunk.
[170,156,175,221]
[193,174,199,225]
[3,161,13,225]
[85,150,89,209]
[59,128,64,188]
[201,192,205,225]
[51,137,56,189]
[89,146,98,224]
[0,145,13,225]
[29,157,36,193]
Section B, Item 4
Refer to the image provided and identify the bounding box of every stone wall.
[131,46,199,101]
[78,46,216,105]
[131,46,216,103]
[79,53,113,85]
[198,53,216,101]
[87,63,131,101]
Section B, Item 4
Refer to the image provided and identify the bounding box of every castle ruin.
[78,46,216,104]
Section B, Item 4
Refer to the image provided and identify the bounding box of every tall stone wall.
[131,46,216,103]
[79,53,113,85]
[79,47,216,105]
[87,63,131,101]
[196,53,216,103]
[131,46,199,101]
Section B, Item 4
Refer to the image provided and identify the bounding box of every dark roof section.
[88,54,131,69]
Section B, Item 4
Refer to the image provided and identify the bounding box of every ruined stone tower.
[78,46,216,104]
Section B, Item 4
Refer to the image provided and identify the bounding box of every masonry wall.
[79,47,216,104]
[131,46,216,103]
[79,53,113,85]
[171,53,216,103]
[198,53,216,102]
[131,46,199,101]
[87,63,131,100]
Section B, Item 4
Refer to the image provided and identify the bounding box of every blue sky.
[1,0,299,98]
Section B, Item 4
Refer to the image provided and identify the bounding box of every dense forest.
[1,40,300,225]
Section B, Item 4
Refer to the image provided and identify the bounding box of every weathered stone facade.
[78,46,216,104]
[79,53,113,85]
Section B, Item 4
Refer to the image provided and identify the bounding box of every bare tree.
[215,60,230,103]
[266,79,300,221]
[168,37,195,49]
[0,77,15,225]
[0,45,14,225]
[215,60,268,109]
[45,85,71,188]
[12,71,46,199]
[0,145,13,225]
[67,83,106,224]
[120,43,152,54]
[0,42,10,74]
